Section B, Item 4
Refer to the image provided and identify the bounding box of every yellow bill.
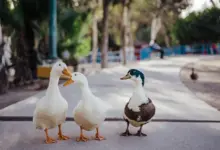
[62,68,72,78]
[63,79,74,86]
[120,74,131,80]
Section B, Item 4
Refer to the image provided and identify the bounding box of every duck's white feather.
[128,83,149,112]
[73,76,112,130]
[33,77,68,130]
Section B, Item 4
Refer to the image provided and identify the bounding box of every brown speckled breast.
[124,98,156,124]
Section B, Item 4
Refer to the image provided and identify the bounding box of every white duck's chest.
[40,93,68,114]
[73,101,97,130]
[51,95,68,112]
[73,99,105,130]
[74,100,93,117]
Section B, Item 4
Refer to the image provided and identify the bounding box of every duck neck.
[133,82,144,94]
[46,76,60,96]
[80,82,93,101]
[131,81,148,103]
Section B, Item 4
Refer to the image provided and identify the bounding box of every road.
[0,55,220,150]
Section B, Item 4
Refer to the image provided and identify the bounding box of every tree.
[150,0,190,46]
[121,0,133,65]
[90,0,102,67]
[100,0,109,68]
[172,7,220,44]
[210,0,216,7]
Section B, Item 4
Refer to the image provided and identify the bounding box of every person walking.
[149,40,164,59]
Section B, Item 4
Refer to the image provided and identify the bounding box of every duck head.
[120,69,145,86]
[63,72,88,87]
[50,61,72,78]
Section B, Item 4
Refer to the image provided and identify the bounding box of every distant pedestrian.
[149,40,164,59]
[211,43,218,54]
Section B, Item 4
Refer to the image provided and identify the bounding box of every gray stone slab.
[0,121,220,150]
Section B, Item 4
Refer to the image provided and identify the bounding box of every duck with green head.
[120,69,156,136]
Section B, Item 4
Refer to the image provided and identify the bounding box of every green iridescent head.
[120,69,145,86]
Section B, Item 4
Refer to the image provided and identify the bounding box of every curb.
[1,116,220,123]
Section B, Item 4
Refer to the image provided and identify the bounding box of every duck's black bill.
[120,74,131,80]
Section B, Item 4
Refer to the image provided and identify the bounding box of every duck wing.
[125,98,155,122]
[139,98,156,122]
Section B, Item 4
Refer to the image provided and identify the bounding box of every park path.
[180,55,220,110]
[0,55,219,120]
[0,55,220,150]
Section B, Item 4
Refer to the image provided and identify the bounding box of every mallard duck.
[33,61,72,144]
[120,69,156,136]
[63,72,112,142]
[190,67,198,81]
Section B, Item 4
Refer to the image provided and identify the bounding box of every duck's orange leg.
[93,128,105,141]
[58,124,70,140]
[76,126,89,142]
[44,129,57,144]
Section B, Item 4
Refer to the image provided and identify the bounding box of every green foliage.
[136,25,151,42]
[0,0,92,58]
[58,9,92,58]
[172,7,220,44]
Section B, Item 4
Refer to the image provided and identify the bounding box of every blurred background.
[0,0,219,102]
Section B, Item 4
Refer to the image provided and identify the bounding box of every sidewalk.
[1,55,220,120]
[1,56,220,150]
[0,62,120,110]
[180,55,220,110]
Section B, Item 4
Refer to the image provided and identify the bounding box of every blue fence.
[139,43,220,60]
[82,43,220,63]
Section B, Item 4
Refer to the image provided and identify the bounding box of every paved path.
[180,55,220,110]
[0,55,220,150]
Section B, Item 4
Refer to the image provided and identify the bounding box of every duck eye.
[59,64,61,66]
[75,74,77,76]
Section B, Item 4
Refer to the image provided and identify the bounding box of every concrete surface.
[1,121,220,150]
[0,55,220,150]
[180,55,220,110]
[1,55,220,120]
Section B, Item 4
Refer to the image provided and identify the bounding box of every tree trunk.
[24,18,35,82]
[164,34,170,48]
[210,0,216,7]
[100,0,109,68]
[0,24,9,94]
[121,0,130,65]
[91,9,98,67]
[162,21,170,48]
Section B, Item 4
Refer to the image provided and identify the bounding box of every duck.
[120,69,156,137]
[190,67,198,81]
[63,72,112,142]
[33,61,72,144]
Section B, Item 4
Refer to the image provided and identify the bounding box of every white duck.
[63,72,112,142]
[33,61,72,144]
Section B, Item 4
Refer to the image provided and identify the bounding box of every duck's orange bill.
[62,68,72,78]
[63,79,74,87]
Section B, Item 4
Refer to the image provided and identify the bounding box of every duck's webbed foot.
[120,130,132,136]
[93,128,106,141]
[120,119,132,136]
[58,124,70,140]
[134,125,147,137]
[76,126,89,142]
[44,129,57,144]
